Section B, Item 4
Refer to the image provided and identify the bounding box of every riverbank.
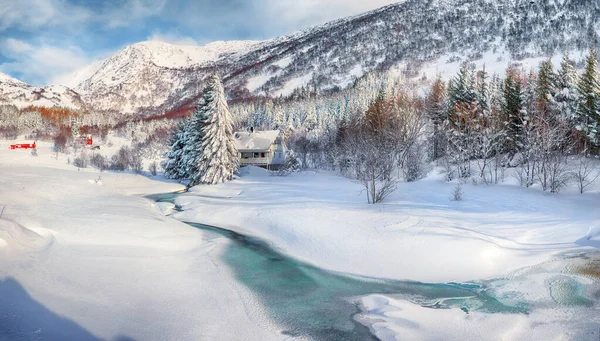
[175,166,600,283]
[0,141,283,341]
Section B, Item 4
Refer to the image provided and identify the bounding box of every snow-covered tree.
[553,53,579,125]
[192,73,239,186]
[182,102,209,180]
[162,120,188,179]
[576,48,600,149]
[502,67,525,154]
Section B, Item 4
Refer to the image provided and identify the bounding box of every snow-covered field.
[2,140,599,341]
[174,165,600,341]
[175,166,600,283]
[0,141,282,341]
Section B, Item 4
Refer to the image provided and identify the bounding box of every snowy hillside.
[1,0,598,117]
[72,40,264,115]
[0,72,86,110]
[65,0,598,117]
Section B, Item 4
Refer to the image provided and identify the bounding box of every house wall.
[238,141,286,168]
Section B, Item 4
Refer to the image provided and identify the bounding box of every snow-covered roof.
[233,130,280,151]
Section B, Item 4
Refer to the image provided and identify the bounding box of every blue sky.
[0,0,395,86]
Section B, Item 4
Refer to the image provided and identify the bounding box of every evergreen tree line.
[431,48,600,192]
[283,48,600,201]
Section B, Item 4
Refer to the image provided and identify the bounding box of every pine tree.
[476,67,490,123]
[502,67,525,153]
[192,73,239,186]
[162,120,188,179]
[536,59,557,123]
[182,101,209,180]
[554,53,579,125]
[446,66,478,177]
[576,48,600,149]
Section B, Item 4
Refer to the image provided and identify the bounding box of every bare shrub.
[450,183,463,201]
[403,142,429,182]
[53,132,68,153]
[73,150,89,168]
[90,153,108,171]
[442,157,456,182]
[149,161,158,176]
[110,146,141,172]
[572,157,600,194]
[537,153,571,193]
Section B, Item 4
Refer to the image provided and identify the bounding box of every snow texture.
[233,130,280,151]
[175,167,600,283]
[0,141,282,341]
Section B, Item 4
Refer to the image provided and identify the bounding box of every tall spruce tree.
[182,101,210,181]
[554,53,579,125]
[192,73,239,186]
[502,67,524,153]
[162,120,188,180]
[576,48,600,148]
[536,60,557,123]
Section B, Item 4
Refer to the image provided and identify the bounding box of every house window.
[260,152,266,158]
[253,152,259,158]
[241,153,251,159]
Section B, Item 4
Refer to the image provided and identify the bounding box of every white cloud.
[104,0,167,29]
[147,31,199,46]
[0,0,399,86]
[0,0,91,31]
[0,38,93,86]
[260,0,398,32]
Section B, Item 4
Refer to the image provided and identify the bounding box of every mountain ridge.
[1,0,598,117]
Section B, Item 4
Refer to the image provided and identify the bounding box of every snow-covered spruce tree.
[502,67,525,156]
[553,53,580,131]
[576,48,600,152]
[191,73,239,186]
[162,120,188,179]
[182,101,210,181]
[446,65,478,178]
[536,60,558,124]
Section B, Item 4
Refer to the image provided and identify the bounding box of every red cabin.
[10,142,36,150]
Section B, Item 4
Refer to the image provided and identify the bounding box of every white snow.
[175,167,600,283]
[355,295,597,341]
[233,130,280,151]
[0,71,27,85]
[0,77,85,110]
[275,73,314,97]
[246,73,274,93]
[0,141,283,341]
[272,56,293,69]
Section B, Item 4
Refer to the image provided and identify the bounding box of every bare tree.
[149,161,158,176]
[572,157,600,194]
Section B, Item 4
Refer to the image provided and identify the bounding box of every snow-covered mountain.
[73,40,264,115]
[0,72,86,110]
[2,0,599,117]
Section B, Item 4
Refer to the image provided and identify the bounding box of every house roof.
[233,130,280,151]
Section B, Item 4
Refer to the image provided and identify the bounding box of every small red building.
[10,142,36,150]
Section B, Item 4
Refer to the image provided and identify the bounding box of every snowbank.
[355,294,593,341]
[176,166,600,283]
[0,141,282,341]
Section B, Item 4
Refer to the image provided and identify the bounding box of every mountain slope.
[74,40,264,115]
[0,72,86,110]
[4,0,598,117]
[71,0,599,117]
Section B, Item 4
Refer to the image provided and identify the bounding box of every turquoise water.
[151,192,597,340]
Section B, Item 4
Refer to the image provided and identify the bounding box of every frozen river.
[153,192,600,340]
